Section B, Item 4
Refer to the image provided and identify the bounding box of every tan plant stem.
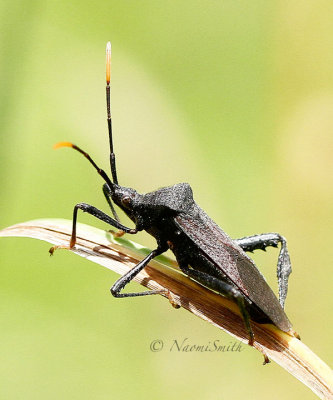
[1,219,332,399]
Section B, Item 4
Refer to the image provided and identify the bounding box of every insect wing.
[174,205,292,332]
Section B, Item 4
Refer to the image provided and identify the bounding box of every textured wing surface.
[174,205,291,332]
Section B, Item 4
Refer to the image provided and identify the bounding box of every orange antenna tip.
[106,41,111,84]
[53,141,74,150]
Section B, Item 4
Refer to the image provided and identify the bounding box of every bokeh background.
[1,1,332,399]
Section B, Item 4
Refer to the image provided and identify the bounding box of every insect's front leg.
[178,263,255,347]
[49,202,137,254]
[102,183,120,221]
[102,183,125,237]
[234,233,291,309]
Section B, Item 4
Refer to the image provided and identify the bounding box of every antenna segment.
[106,42,118,184]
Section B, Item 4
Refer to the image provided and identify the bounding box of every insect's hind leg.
[234,233,292,309]
[49,202,137,254]
[178,263,255,346]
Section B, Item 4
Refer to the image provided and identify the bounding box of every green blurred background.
[1,1,332,399]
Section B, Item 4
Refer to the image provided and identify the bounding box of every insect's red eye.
[121,196,132,208]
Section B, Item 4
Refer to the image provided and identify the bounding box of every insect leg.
[102,183,124,237]
[110,246,169,298]
[49,203,137,254]
[179,263,254,346]
[102,183,120,222]
[234,233,291,309]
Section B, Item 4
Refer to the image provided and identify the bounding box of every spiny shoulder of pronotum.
[111,183,194,223]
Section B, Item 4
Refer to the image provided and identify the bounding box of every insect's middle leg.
[178,263,254,346]
[234,233,292,309]
[49,203,137,254]
[110,245,170,298]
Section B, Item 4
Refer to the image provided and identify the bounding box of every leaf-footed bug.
[50,42,300,362]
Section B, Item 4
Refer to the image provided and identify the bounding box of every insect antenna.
[53,142,114,189]
[106,41,118,185]
[53,42,121,222]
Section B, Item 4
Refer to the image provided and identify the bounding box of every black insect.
[50,42,299,352]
